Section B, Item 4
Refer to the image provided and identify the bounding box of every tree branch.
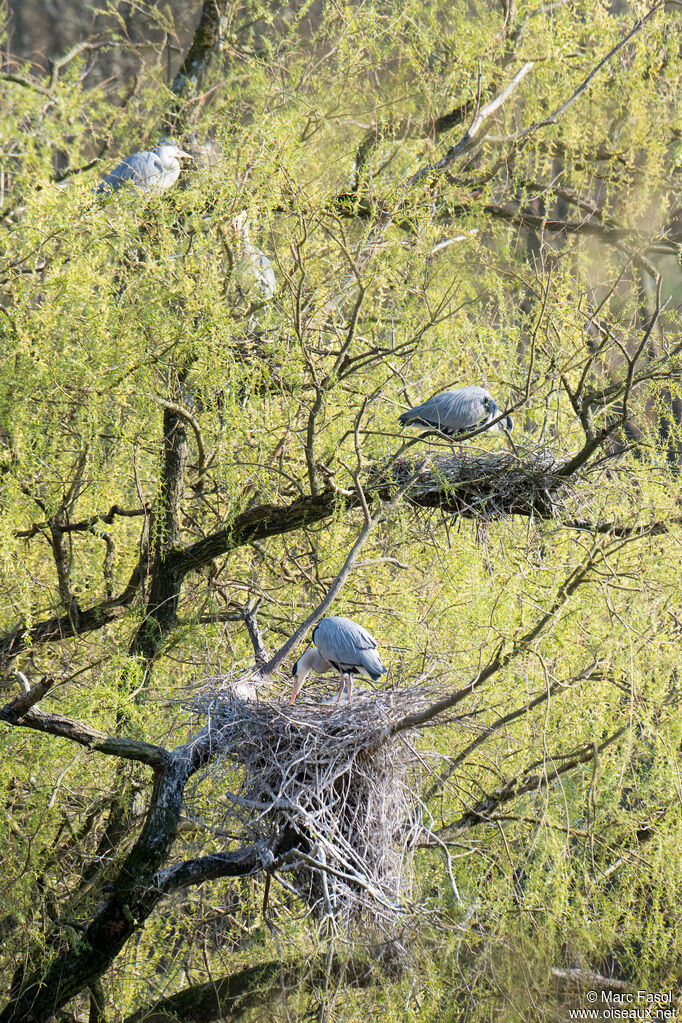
[407,62,535,186]
[262,457,429,676]
[2,675,55,716]
[432,725,628,840]
[0,700,168,770]
[14,504,149,541]
[153,840,281,894]
[389,538,622,735]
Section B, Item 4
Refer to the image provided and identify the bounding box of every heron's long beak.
[177,150,193,159]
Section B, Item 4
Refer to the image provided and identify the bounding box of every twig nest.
[190,685,429,924]
[368,449,566,520]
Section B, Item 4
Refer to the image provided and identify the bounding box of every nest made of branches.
[368,449,568,521]
[189,683,429,925]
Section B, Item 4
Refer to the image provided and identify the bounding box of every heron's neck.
[298,648,331,677]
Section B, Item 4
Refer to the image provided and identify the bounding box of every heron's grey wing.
[354,646,387,679]
[398,396,442,430]
[437,387,491,432]
[96,152,163,193]
[400,388,488,433]
[314,617,385,677]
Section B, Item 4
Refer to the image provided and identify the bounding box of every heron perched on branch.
[291,616,387,705]
[399,385,513,438]
[229,211,277,300]
[95,143,193,195]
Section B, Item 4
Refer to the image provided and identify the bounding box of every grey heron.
[95,143,193,195]
[291,615,387,705]
[399,385,513,437]
[229,211,277,300]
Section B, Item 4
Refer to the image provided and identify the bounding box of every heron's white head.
[290,648,331,704]
[154,143,193,168]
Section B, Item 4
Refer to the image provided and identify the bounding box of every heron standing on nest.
[229,211,277,300]
[95,143,193,195]
[399,385,513,438]
[291,616,387,705]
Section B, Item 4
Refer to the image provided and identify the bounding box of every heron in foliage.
[398,385,513,438]
[229,211,277,300]
[291,616,387,705]
[95,143,193,195]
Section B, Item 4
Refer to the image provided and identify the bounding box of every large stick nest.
[190,684,429,924]
[368,449,567,520]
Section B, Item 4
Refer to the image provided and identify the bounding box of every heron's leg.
[334,673,345,704]
[346,674,353,704]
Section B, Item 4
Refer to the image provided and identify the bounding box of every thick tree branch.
[0,560,142,669]
[2,675,55,716]
[170,0,229,99]
[0,698,168,770]
[129,407,188,665]
[564,516,682,538]
[14,504,149,541]
[153,840,282,894]
[0,448,595,668]
[124,961,299,1023]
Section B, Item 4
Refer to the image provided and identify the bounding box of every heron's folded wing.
[315,619,377,662]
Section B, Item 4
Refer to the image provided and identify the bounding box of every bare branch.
[0,703,168,770]
[14,504,149,541]
[239,599,269,664]
[390,539,623,735]
[262,458,428,676]
[407,62,535,186]
[2,676,55,716]
[434,725,628,840]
